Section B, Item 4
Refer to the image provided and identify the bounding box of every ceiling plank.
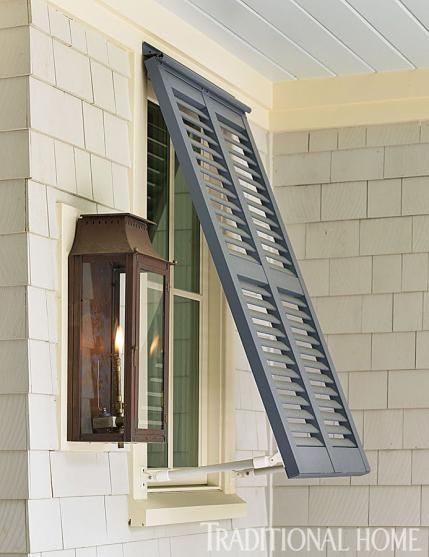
[242,0,372,75]
[294,0,413,72]
[187,0,333,78]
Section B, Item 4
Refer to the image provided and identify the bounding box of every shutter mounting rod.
[141,451,283,485]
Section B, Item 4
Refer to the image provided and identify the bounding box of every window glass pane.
[174,155,200,293]
[173,296,200,467]
[80,258,126,435]
[138,272,165,432]
[147,101,169,260]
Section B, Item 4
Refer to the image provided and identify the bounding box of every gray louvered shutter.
[144,43,369,478]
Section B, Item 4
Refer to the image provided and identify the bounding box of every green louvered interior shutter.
[144,43,369,478]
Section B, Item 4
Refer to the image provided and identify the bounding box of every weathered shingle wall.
[272,121,429,551]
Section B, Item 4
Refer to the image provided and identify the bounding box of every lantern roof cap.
[70,212,168,263]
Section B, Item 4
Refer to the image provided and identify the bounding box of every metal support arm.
[141,452,284,486]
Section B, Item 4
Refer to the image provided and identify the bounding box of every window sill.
[128,488,246,527]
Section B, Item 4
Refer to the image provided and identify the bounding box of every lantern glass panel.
[79,256,126,436]
[138,271,165,431]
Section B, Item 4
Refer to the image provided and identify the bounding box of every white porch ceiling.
[155,0,429,81]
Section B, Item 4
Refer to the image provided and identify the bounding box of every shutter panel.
[144,43,369,478]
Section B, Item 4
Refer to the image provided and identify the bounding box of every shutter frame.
[143,43,369,478]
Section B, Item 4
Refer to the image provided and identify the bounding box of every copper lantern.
[68,213,171,443]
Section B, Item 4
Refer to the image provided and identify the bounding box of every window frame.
[143,95,212,478]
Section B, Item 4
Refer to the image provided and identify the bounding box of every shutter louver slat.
[144,43,369,478]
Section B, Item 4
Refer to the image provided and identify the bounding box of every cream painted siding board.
[369,487,420,526]
[412,451,429,485]
[412,215,429,252]
[327,334,371,372]
[29,339,53,394]
[338,126,366,149]
[372,254,402,293]
[393,292,423,331]
[272,487,308,526]
[417,331,429,368]
[83,102,106,156]
[389,370,429,408]
[273,151,330,186]
[378,451,411,486]
[403,176,429,215]
[402,253,428,291]
[321,181,366,221]
[28,180,49,237]
[27,498,63,552]
[349,372,387,410]
[0,77,28,131]
[109,452,129,495]
[0,234,27,286]
[61,496,108,548]
[0,451,28,499]
[275,184,320,224]
[0,394,27,450]
[272,130,308,155]
[309,129,338,152]
[0,0,28,29]
[421,488,429,526]
[351,451,378,486]
[104,112,130,166]
[0,340,28,393]
[27,286,49,341]
[0,500,27,552]
[0,130,29,180]
[368,178,401,218]
[313,295,361,334]
[372,332,415,370]
[0,27,30,77]
[28,234,55,290]
[308,487,369,526]
[366,123,420,147]
[53,40,92,101]
[113,72,131,120]
[48,6,71,43]
[362,293,393,333]
[70,20,87,53]
[29,450,52,499]
[331,147,384,182]
[28,394,57,450]
[75,148,93,199]
[30,130,56,186]
[404,410,429,448]
[385,143,429,178]
[306,220,359,258]
[360,217,412,255]
[91,155,113,207]
[50,452,111,497]
[299,259,329,296]
[384,143,429,178]
[91,60,115,113]
[112,163,130,212]
[364,409,403,450]
[30,0,50,32]
[0,180,25,234]
[0,286,26,339]
[107,42,130,76]
[285,223,305,259]
[330,256,372,295]
[30,78,84,147]
[54,140,76,193]
[30,27,55,84]
[86,31,108,64]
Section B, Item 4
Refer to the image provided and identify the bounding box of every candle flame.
[150,334,159,355]
[114,325,124,355]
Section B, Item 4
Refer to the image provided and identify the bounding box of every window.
[146,101,202,469]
